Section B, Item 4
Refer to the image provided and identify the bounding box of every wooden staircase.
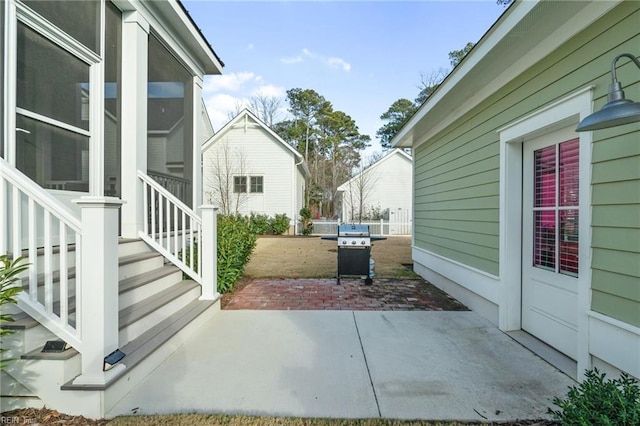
[1,238,220,415]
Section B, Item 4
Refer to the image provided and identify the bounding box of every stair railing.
[139,170,218,301]
[138,170,203,283]
[0,158,82,349]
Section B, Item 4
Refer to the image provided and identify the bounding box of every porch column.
[72,197,125,385]
[120,11,149,238]
[200,205,219,300]
[192,76,204,210]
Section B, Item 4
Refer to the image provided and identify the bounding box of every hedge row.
[217,215,257,293]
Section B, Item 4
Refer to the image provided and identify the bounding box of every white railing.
[138,171,202,283]
[0,158,82,349]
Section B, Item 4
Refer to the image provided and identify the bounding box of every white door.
[522,127,580,360]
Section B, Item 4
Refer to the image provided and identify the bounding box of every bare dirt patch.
[243,235,416,279]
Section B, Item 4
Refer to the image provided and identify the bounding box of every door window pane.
[17,23,90,131]
[534,145,555,208]
[532,139,579,276]
[22,0,100,53]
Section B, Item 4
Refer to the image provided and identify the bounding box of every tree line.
[219,40,482,218]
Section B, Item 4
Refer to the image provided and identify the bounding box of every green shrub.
[270,213,290,235]
[299,207,313,235]
[549,368,640,425]
[1,255,29,370]
[249,213,271,235]
[217,215,257,293]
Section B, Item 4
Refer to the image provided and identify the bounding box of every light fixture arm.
[608,53,640,103]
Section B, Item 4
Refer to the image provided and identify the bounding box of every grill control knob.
[342,240,347,245]
[351,240,356,245]
[361,240,365,245]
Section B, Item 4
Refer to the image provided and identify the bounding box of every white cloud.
[204,93,248,131]
[247,43,254,50]
[328,57,351,72]
[281,48,351,72]
[203,72,259,93]
[281,56,303,64]
[251,84,286,98]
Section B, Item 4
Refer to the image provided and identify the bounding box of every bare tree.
[204,140,247,215]
[226,100,247,122]
[415,68,448,105]
[248,95,282,127]
[344,157,379,223]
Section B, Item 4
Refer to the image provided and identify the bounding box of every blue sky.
[183,1,508,156]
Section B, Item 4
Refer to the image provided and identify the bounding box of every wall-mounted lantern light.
[576,53,640,132]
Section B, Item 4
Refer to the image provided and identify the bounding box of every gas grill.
[323,224,386,285]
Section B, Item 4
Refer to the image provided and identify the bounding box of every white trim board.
[589,311,640,379]
[499,87,594,378]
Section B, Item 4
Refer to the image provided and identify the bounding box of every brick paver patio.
[223,278,469,311]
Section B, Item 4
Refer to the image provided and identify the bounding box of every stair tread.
[119,265,181,294]
[1,311,39,330]
[119,252,162,266]
[22,345,79,360]
[61,298,217,391]
[119,280,199,329]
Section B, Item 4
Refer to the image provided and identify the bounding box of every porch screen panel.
[16,23,90,192]
[0,0,4,158]
[147,35,193,205]
[104,1,122,197]
[22,0,100,53]
[532,139,579,276]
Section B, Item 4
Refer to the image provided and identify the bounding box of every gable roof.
[202,109,310,177]
[391,0,622,149]
[337,149,412,192]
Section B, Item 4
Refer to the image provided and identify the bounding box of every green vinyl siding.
[413,2,639,325]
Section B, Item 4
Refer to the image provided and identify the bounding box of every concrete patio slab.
[355,311,575,422]
[108,310,575,421]
[108,310,379,418]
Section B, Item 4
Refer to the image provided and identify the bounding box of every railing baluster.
[143,181,148,235]
[0,177,6,255]
[165,196,170,252]
[59,222,68,326]
[75,233,82,335]
[28,198,37,302]
[44,210,53,313]
[158,192,164,248]
[12,185,21,264]
[173,203,178,255]
[181,211,186,266]
[150,186,156,241]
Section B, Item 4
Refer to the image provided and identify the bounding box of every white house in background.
[1,0,223,418]
[202,109,310,229]
[337,149,412,235]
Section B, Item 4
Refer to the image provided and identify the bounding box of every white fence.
[301,218,412,236]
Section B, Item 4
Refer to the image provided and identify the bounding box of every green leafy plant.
[249,213,271,235]
[549,368,640,425]
[269,213,290,235]
[299,207,313,236]
[1,255,29,370]
[217,215,257,293]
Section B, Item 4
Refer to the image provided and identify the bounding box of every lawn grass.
[244,236,418,279]
[108,414,514,425]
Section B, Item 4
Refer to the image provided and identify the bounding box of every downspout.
[293,156,304,232]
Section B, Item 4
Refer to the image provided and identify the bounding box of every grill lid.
[338,224,370,236]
